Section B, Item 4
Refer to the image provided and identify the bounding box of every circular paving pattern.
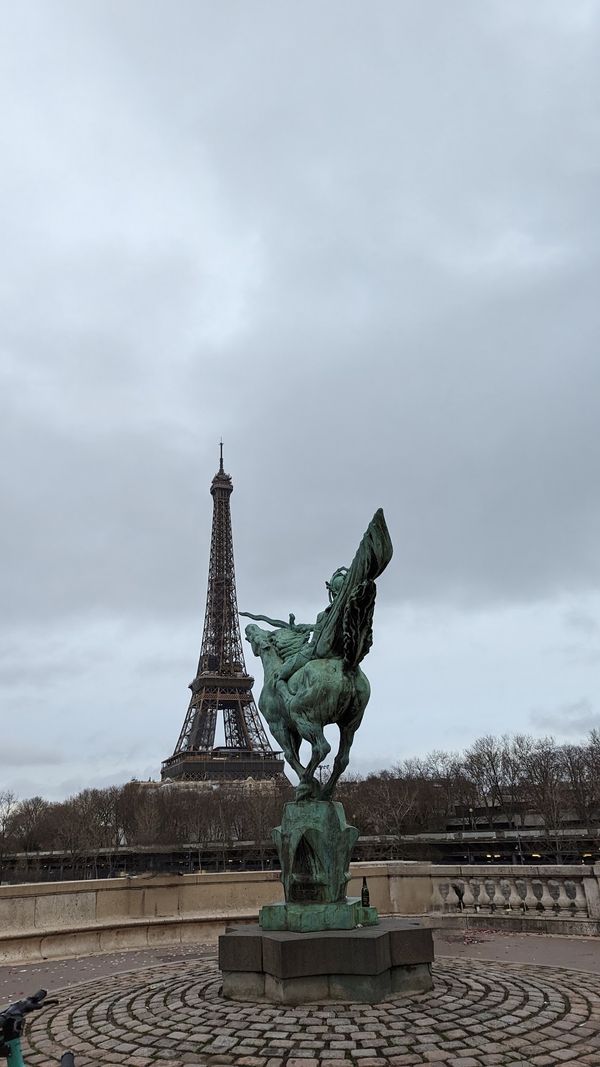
[22,953,600,1067]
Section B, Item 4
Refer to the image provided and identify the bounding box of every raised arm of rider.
[239,611,291,628]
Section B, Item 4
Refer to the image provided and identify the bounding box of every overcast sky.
[1,1,599,799]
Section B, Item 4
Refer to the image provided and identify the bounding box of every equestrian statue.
[241,507,393,801]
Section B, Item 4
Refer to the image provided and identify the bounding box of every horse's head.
[245,623,271,657]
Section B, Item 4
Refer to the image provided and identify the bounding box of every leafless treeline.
[2,731,600,878]
[338,731,600,860]
[0,779,291,881]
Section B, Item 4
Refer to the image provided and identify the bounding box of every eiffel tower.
[161,446,284,782]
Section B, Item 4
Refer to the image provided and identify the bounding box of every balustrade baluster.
[539,880,555,912]
[509,878,523,911]
[574,879,588,916]
[499,879,513,911]
[531,880,545,911]
[515,878,528,911]
[451,882,465,910]
[461,880,476,912]
[547,880,562,913]
[522,878,539,911]
[483,879,501,911]
[554,879,572,914]
[470,879,482,912]
[493,878,506,911]
[565,879,588,916]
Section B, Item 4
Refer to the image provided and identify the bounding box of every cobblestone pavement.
[19,953,600,1067]
[0,944,213,1003]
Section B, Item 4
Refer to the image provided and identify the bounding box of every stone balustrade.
[430,863,600,933]
[2,861,600,962]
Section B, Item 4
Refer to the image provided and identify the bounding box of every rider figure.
[241,567,348,693]
[276,568,347,684]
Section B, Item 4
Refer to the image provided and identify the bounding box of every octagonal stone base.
[219,917,434,1004]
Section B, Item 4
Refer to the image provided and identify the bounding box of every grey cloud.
[1,1,600,795]
[1,3,598,628]
[0,743,66,769]
[0,627,116,713]
[564,607,599,636]
[7,767,156,801]
[554,604,600,666]
[560,644,600,668]
[136,653,193,678]
[530,698,600,736]
[0,645,95,688]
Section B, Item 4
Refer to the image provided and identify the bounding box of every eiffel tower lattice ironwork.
[161,447,283,782]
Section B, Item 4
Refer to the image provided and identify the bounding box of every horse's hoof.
[295,783,316,801]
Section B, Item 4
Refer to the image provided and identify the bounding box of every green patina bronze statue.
[241,507,393,802]
[219,508,434,998]
[241,508,393,932]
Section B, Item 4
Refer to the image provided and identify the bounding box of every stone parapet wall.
[2,861,600,962]
[0,870,284,962]
[0,868,284,928]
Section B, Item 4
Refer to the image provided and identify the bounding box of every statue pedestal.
[273,800,359,907]
[219,918,434,1004]
[260,799,378,933]
[219,799,432,1003]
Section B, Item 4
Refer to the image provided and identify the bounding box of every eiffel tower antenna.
[161,446,283,782]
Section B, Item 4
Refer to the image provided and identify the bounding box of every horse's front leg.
[269,719,305,782]
[259,683,304,783]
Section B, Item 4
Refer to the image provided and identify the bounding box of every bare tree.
[516,736,566,861]
[0,790,17,884]
[423,750,475,824]
[464,734,528,859]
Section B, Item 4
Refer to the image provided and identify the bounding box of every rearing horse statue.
[241,508,393,800]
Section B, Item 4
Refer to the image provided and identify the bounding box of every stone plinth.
[219,917,434,1003]
[260,895,378,932]
[274,800,359,907]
